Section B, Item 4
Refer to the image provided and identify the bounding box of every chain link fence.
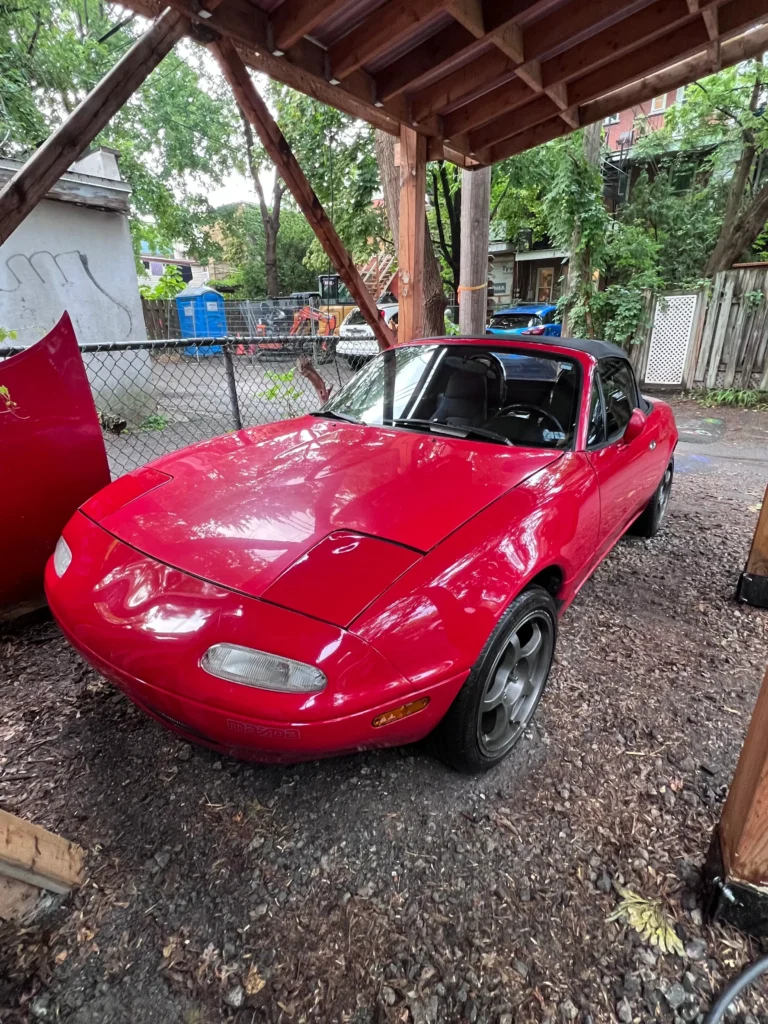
[0,338,355,478]
[143,296,344,340]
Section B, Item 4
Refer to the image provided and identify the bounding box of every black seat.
[432,369,488,426]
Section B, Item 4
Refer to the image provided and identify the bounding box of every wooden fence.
[631,267,768,392]
[693,267,768,391]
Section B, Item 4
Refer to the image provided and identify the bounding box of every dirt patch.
[1,451,767,1023]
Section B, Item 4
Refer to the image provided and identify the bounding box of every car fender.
[352,452,600,686]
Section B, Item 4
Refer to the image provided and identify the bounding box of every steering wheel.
[498,404,564,435]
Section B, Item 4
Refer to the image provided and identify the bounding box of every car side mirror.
[622,407,646,444]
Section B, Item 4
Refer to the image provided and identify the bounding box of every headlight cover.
[201,643,326,693]
[53,536,72,577]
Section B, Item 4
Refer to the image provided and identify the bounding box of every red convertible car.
[46,337,677,772]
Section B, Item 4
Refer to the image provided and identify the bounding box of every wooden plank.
[720,662,768,885]
[0,8,188,246]
[580,21,768,127]
[682,288,708,390]
[398,127,427,343]
[211,38,396,352]
[485,115,569,162]
[328,0,447,82]
[443,76,533,137]
[271,0,351,52]
[723,270,754,388]
[458,165,491,335]
[0,810,85,894]
[694,273,724,383]
[742,271,768,389]
[0,877,40,922]
[706,274,736,388]
[377,24,476,103]
[469,94,558,152]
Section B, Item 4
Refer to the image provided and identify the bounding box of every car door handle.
[649,440,657,450]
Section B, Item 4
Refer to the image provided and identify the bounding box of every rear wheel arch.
[525,564,564,604]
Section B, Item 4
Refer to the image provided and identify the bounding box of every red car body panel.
[46,337,678,761]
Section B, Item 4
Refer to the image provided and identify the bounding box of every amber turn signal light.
[372,697,429,728]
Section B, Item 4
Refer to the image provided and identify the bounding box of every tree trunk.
[375,130,445,335]
[704,74,761,277]
[240,109,284,297]
[563,121,602,337]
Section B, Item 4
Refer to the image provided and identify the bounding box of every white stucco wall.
[0,196,155,422]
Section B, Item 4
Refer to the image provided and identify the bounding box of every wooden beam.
[458,165,491,335]
[0,810,85,894]
[0,7,187,246]
[329,0,447,82]
[398,127,427,343]
[702,4,719,39]
[468,93,558,152]
[719,663,768,885]
[271,0,350,52]
[579,21,768,127]
[443,76,533,137]
[738,482,768,607]
[484,114,569,162]
[448,0,486,37]
[211,38,396,351]
[408,50,517,121]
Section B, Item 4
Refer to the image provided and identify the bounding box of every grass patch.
[694,388,768,410]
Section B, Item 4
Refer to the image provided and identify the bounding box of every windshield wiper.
[311,409,363,424]
[391,418,513,446]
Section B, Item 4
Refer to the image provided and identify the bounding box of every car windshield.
[344,308,367,326]
[322,343,580,449]
[489,313,543,330]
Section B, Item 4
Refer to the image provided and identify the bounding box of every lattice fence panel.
[644,293,698,386]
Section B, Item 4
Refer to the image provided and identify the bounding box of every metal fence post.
[222,344,243,430]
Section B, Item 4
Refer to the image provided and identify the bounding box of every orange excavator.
[289,306,337,336]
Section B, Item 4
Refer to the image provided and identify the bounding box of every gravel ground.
[1,398,768,1024]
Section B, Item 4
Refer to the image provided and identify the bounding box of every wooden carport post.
[737,483,768,608]
[398,128,426,343]
[706,664,768,935]
[458,166,492,335]
[211,38,395,352]
[0,8,188,246]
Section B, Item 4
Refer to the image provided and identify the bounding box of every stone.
[512,959,529,980]
[176,744,192,761]
[224,984,245,1009]
[596,871,612,893]
[30,995,52,1020]
[664,983,687,1010]
[616,997,632,1023]
[685,938,707,962]
[153,849,171,870]
[559,998,578,1021]
[381,986,396,1006]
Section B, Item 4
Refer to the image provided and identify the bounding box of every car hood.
[87,417,561,600]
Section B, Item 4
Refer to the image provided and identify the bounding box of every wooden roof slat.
[328,0,447,81]
[371,0,546,103]
[442,75,533,137]
[542,0,711,88]
[469,93,558,151]
[271,0,352,51]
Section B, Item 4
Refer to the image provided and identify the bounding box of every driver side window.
[598,359,636,443]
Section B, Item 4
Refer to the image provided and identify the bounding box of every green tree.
[0,0,240,259]
[215,202,316,297]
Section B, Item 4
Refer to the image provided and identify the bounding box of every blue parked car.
[486,302,561,338]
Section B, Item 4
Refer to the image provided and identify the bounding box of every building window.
[650,95,667,114]
[604,113,620,125]
[149,261,164,277]
[675,86,686,105]
[536,267,554,303]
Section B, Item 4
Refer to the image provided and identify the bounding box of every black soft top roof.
[524,336,629,361]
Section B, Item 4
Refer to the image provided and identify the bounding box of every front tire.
[631,459,673,538]
[435,586,557,773]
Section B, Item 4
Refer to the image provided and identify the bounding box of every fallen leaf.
[243,964,266,996]
[607,887,684,957]
[55,950,68,964]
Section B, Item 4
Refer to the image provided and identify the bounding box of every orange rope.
[457,283,488,294]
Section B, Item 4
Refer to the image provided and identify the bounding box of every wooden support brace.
[737,483,768,608]
[0,810,85,895]
[0,7,188,246]
[458,165,491,335]
[211,37,396,352]
[706,664,768,936]
[398,127,427,344]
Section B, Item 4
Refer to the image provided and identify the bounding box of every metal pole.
[223,346,243,431]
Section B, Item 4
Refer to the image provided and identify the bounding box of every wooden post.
[0,8,188,246]
[737,483,768,608]
[0,809,85,895]
[398,127,426,343]
[706,665,768,935]
[211,38,395,352]
[458,165,491,335]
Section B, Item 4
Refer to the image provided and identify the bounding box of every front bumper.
[45,513,461,760]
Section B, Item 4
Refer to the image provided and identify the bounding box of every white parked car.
[337,302,398,369]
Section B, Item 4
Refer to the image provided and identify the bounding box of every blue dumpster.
[176,285,226,355]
